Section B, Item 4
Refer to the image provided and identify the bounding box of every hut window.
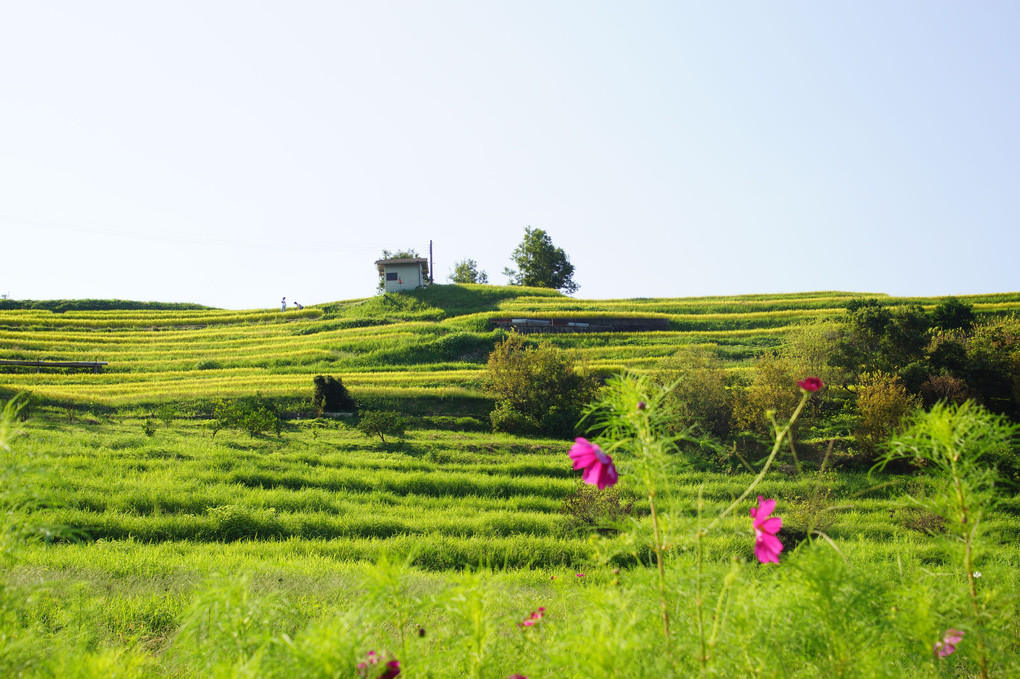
[386,272,398,281]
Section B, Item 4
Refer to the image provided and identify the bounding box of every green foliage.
[196,359,223,370]
[448,258,488,284]
[380,248,419,260]
[831,299,931,380]
[877,401,1019,676]
[653,346,734,438]
[0,392,30,452]
[312,375,356,414]
[782,319,844,388]
[733,351,804,436]
[173,573,289,674]
[210,395,284,438]
[4,411,1020,677]
[156,402,177,428]
[485,333,598,437]
[932,296,976,331]
[854,371,920,458]
[357,411,407,443]
[962,315,1020,417]
[503,226,579,294]
[559,482,635,536]
[878,401,1016,522]
[142,419,158,437]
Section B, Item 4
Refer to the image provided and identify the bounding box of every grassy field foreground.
[2,410,1019,678]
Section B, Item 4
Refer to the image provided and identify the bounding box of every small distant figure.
[281,297,287,312]
[294,302,304,310]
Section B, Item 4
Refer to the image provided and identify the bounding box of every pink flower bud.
[797,377,824,392]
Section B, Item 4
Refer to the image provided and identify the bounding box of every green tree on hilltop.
[448,258,488,284]
[503,227,578,294]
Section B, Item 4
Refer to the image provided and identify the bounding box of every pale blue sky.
[2,1,1018,309]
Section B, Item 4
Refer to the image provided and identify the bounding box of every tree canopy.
[379,248,419,260]
[503,227,578,294]
[448,258,488,284]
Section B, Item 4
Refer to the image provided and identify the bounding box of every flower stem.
[648,490,671,650]
[695,490,707,676]
[708,391,810,531]
[963,509,988,679]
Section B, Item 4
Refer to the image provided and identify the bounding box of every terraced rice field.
[3,285,1019,409]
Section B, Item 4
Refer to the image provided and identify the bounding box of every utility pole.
[429,240,434,283]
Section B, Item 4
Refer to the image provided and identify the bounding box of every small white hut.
[375,257,430,293]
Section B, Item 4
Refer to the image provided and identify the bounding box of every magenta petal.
[754,497,776,520]
[569,438,599,470]
[755,533,783,563]
[599,461,619,489]
[758,516,782,535]
[581,462,602,486]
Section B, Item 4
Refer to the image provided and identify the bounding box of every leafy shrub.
[653,346,733,438]
[155,403,177,428]
[489,402,539,435]
[209,395,284,438]
[485,333,599,437]
[356,411,406,443]
[895,507,947,534]
[932,297,976,331]
[963,315,1020,417]
[831,300,930,380]
[782,319,845,388]
[196,359,223,370]
[559,482,635,536]
[733,351,803,436]
[142,419,158,437]
[312,375,356,414]
[919,373,971,408]
[420,415,485,431]
[855,372,919,458]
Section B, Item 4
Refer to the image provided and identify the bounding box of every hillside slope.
[1,285,1018,409]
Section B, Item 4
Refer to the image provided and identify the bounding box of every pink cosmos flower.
[797,377,824,392]
[569,438,619,489]
[518,606,546,628]
[575,573,585,578]
[934,628,964,658]
[358,651,400,678]
[750,496,783,564]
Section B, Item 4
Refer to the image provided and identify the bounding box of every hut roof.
[374,258,430,276]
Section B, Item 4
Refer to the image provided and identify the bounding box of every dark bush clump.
[312,375,356,414]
